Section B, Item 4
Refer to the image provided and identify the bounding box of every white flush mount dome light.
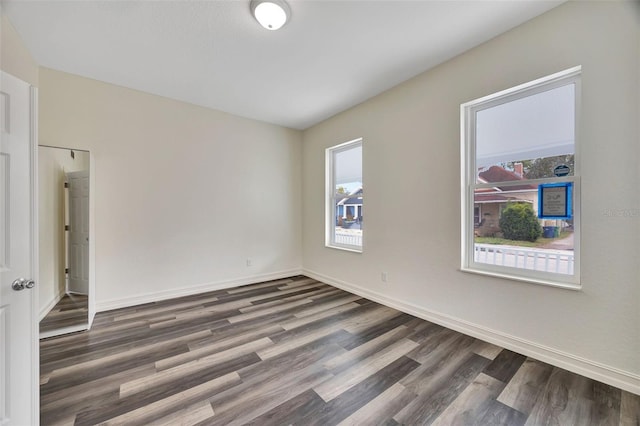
[250,0,291,30]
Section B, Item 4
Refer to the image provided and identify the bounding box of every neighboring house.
[474,165,537,237]
[336,187,363,227]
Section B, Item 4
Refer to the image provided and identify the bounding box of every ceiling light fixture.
[250,0,290,31]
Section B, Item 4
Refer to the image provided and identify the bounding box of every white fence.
[474,243,574,275]
[335,231,363,247]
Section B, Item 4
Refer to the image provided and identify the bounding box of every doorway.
[38,145,93,338]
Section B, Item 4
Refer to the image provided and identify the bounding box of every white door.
[0,71,38,425]
[66,170,89,295]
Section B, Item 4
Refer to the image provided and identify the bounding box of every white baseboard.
[40,323,88,340]
[303,268,640,396]
[95,268,303,312]
[39,291,65,321]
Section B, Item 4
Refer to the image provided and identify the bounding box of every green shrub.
[499,203,542,242]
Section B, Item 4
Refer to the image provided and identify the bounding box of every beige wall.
[39,68,303,308]
[0,13,38,86]
[302,1,640,390]
[38,146,89,317]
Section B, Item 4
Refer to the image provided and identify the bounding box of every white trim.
[474,175,574,190]
[88,153,96,328]
[475,200,533,205]
[95,268,302,312]
[461,265,579,291]
[461,66,582,110]
[302,268,640,396]
[29,85,40,426]
[325,245,362,254]
[326,138,363,253]
[461,67,581,287]
[40,324,88,340]
[38,291,65,322]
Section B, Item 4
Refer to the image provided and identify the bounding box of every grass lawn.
[475,231,572,248]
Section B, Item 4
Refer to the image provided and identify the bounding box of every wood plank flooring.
[40,276,640,425]
[40,293,88,334]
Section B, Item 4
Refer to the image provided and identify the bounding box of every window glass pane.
[329,141,362,250]
[477,155,575,184]
[474,188,574,275]
[476,84,575,183]
[334,145,362,186]
[463,69,580,284]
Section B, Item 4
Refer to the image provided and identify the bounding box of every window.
[326,138,363,252]
[461,67,581,288]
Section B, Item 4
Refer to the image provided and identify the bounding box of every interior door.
[0,71,38,425]
[66,170,89,295]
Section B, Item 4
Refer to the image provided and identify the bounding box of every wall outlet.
[381,272,388,282]
[246,258,252,267]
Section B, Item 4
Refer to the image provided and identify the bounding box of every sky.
[476,83,575,167]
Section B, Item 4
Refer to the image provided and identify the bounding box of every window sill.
[326,244,362,254]
[460,266,581,291]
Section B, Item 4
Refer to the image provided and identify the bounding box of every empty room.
[1,0,639,425]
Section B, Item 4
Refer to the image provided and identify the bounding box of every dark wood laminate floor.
[40,276,640,425]
[40,293,88,334]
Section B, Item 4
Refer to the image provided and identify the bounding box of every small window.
[461,67,581,288]
[326,139,363,252]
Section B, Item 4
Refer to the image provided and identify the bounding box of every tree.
[524,155,574,179]
[501,155,574,179]
[499,203,542,242]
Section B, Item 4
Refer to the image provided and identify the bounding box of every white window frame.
[326,138,363,252]
[461,67,581,289]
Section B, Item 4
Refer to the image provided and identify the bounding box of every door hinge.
[65,268,69,274]
[65,225,69,231]
[64,182,69,188]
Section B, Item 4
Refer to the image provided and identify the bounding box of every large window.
[461,67,581,288]
[326,138,363,252]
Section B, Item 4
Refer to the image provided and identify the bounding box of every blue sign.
[538,182,572,219]
[553,164,570,177]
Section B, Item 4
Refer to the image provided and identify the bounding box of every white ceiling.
[3,0,564,130]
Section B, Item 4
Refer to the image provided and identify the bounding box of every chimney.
[514,162,524,177]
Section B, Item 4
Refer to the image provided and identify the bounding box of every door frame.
[29,85,40,424]
[88,153,95,328]
[38,146,96,329]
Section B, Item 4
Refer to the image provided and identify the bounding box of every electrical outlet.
[381,272,388,282]
[246,258,252,267]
